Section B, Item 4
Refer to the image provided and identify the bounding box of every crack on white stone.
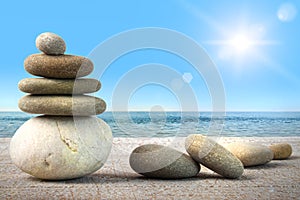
[44,153,52,167]
[44,159,49,166]
[56,121,78,152]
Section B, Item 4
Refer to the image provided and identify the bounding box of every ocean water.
[1,112,300,138]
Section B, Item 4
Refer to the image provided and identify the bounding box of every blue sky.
[0,0,299,111]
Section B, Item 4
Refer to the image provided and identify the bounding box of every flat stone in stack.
[24,54,94,78]
[18,78,101,94]
[18,95,106,116]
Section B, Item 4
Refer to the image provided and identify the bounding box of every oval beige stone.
[36,32,66,55]
[225,142,274,167]
[129,144,200,179]
[19,95,106,116]
[18,78,101,94]
[10,116,113,180]
[24,54,93,78]
[269,143,292,160]
[185,134,244,179]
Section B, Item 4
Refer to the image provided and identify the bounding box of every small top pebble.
[36,32,66,55]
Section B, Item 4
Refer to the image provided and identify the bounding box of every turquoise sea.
[1,112,300,138]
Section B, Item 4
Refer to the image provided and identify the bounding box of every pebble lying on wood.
[224,142,274,167]
[269,143,292,160]
[185,134,244,179]
[129,144,200,179]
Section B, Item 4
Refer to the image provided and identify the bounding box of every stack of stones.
[10,32,113,180]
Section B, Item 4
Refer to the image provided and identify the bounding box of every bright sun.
[204,28,278,63]
[229,34,252,52]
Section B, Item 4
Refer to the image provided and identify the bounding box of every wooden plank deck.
[1,137,299,199]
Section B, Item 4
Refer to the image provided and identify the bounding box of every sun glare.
[203,25,279,64]
[230,34,252,52]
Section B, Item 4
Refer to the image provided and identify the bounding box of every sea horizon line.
[1,110,300,113]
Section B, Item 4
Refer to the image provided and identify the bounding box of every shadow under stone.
[284,155,300,160]
[26,170,256,184]
[197,172,255,181]
[244,161,289,170]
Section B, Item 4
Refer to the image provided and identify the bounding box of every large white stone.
[10,116,112,180]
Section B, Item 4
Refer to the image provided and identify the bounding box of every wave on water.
[0,112,34,138]
[1,112,300,138]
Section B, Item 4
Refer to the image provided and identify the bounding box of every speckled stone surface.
[269,143,293,160]
[129,144,200,179]
[24,54,93,78]
[18,95,106,116]
[225,142,274,167]
[18,78,101,94]
[185,134,244,178]
[10,116,112,180]
[35,32,66,55]
[0,137,299,199]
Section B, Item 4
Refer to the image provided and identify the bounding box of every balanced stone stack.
[10,32,113,180]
